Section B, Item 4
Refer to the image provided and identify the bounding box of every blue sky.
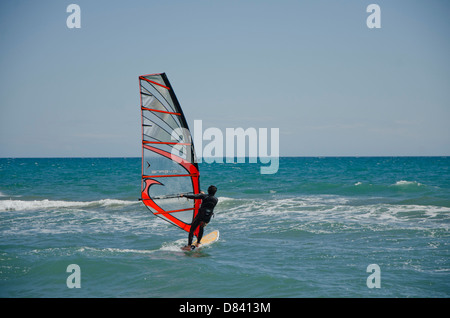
[0,0,449,157]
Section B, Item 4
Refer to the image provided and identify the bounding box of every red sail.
[139,73,200,235]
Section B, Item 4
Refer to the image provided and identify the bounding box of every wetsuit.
[185,193,218,246]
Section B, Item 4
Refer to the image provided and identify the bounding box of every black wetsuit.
[185,193,218,246]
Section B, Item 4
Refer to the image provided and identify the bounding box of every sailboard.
[191,229,220,249]
[139,73,201,237]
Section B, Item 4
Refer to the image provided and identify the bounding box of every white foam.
[96,199,137,207]
[83,241,188,254]
[214,196,450,231]
[71,246,157,255]
[0,198,138,212]
[103,247,156,254]
[392,180,423,187]
[159,238,186,252]
[217,196,235,202]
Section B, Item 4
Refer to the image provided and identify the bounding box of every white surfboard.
[182,230,219,251]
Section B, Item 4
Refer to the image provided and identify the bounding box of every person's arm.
[180,191,205,199]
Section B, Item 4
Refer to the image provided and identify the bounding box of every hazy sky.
[0,0,449,157]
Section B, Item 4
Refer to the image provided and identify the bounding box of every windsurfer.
[181,185,218,250]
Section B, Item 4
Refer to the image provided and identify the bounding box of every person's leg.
[196,222,205,244]
[188,217,200,246]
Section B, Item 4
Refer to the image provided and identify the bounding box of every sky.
[0,0,449,157]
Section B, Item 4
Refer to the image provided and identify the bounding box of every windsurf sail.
[139,73,201,235]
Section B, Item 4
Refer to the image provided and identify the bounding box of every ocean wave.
[392,180,424,187]
[83,246,157,255]
[0,198,138,212]
[29,239,208,256]
[348,180,426,191]
[217,196,235,202]
[215,196,450,231]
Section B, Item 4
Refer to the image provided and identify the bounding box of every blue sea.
[0,157,449,298]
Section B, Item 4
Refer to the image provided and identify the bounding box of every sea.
[0,157,449,298]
